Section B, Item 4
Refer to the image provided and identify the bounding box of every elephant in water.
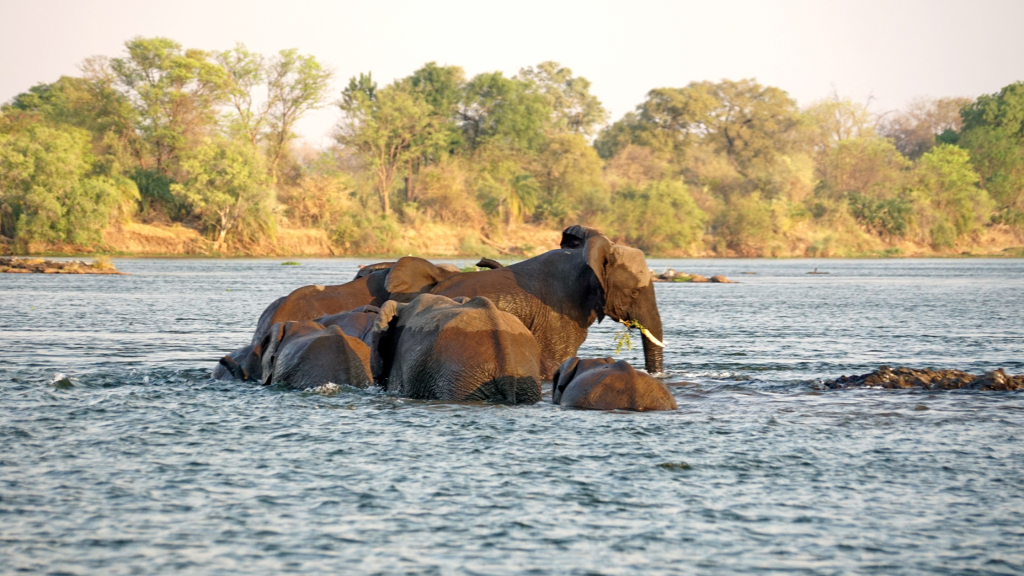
[430,226,665,378]
[372,294,543,404]
[214,257,461,382]
[552,357,677,412]
[258,306,381,390]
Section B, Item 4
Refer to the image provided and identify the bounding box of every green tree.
[459,72,551,153]
[911,144,993,246]
[215,44,269,146]
[517,61,608,136]
[170,138,274,249]
[337,81,441,215]
[954,82,1024,220]
[535,133,608,224]
[109,37,229,174]
[605,179,706,254]
[264,49,333,177]
[0,123,136,247]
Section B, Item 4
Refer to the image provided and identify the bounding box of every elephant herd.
[213,226,677,411]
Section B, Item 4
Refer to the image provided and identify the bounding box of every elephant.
[552,357,677,411]
[430,226,665,378]
[372,294,543,404]
[259,306,381,390]
[215,257,460,382]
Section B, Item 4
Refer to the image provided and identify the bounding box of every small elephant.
[259,306,381,390]
[373,294,543,404]
[552,357,677,411]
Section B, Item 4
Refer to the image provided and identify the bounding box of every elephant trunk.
[632,285,665,375]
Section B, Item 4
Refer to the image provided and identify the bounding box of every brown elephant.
[552,357,677,411]
[430,226,665,378]
[215,257,460,381]
[258,306,381,390]
[372,294,543,404]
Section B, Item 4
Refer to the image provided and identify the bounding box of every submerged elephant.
[431,226,665,378]
[372,294,543,404]
[552,357,677,411]
[258,306,381,390]
[215,257,460,381]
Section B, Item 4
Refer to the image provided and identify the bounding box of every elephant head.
[553,356,677,411]
[370,294,542,404]
[566,227,665,375]
[259,319,373,390]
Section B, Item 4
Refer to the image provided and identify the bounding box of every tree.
[535,133,608,225]
[517,61,608,137]
[816,137,910,200]
[109,37,229,174]
[337,81,440,215]
[911,144,993,246]
[953,82,1024,219]
[264,49,333,177]
[170,138,274,249]
[215,44,269,146]
[605,179,706,254]
[459,72,551,153]
[881,97,971,159]
[475,154,538,228]
[0,123,135,247]
[595,79,800,173]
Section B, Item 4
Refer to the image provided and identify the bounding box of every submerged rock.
[822,366,1024,391]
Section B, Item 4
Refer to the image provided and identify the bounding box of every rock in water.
[821,366,1024,391]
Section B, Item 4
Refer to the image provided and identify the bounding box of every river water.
[2,258,1023,574]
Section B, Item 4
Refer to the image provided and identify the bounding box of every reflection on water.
[1,258,1023,574]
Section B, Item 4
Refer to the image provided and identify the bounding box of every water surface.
[2,258,1022,574]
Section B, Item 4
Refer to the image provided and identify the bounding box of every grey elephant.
[431,226,665,378]
[258,306,381,390]
[552,357,677,411]
[372,294,543,404]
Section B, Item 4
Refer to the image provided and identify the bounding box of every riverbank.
[2,220,1022,258]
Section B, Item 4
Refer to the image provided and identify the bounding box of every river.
[2,258,1022,574]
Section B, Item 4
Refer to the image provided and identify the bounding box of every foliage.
[517,62,608,136]
[3,36,1024,257]
[170,138,274,248]
[0,123,136,247]
[604,179,706,254]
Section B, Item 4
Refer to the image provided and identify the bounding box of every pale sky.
[2,0,1023,146]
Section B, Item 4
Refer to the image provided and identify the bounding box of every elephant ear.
[260,322,288,387]
[385,257,458,302]
[552,357,582,405]
[583,233,614,295]
[369,300,406,383]
[561,225,602,249]
[608,245,652,289]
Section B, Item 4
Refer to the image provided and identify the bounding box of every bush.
[604,179,706,254]
[714,193,774,256]
[333,214,401,254]
[0,123,135,248]
[848,192,913,238]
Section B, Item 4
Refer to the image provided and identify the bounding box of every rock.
[0,256,126,275]
[822,366,1024,391]
[689,274,709,283]
[709,275,733,283]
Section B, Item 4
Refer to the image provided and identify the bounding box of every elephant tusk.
[620,319,666,348]
[641,327,665,348]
